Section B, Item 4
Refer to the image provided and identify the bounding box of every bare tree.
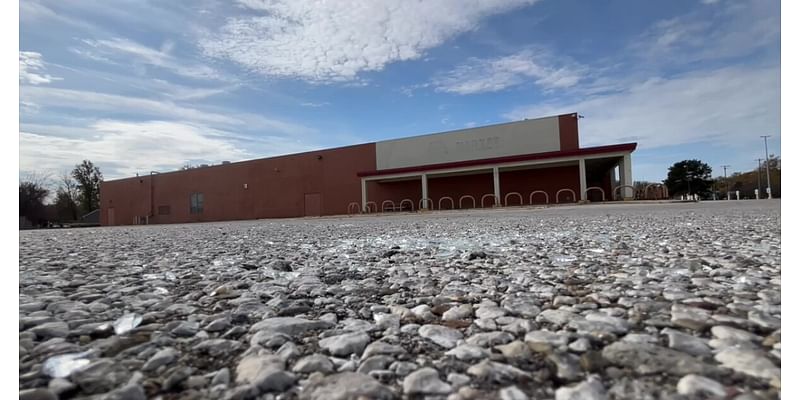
[55,171,80,221]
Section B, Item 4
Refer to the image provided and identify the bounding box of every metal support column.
[622,153,633,199]
[493,167,500,207]
[421,174,429,209]
[361,178,367,212]
[579,159,587,201]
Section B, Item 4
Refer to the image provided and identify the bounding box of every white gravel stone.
[676,374,727,397]
[555,377,607,400]
[419,324,463,349]
[445,344,490,361]
[711,325,762,342]
[142,347,178,372]
[403,367,452,395]
[447,372,471,388]
[525,330,569,350]
[537,309,577,327]
[18,202,780,399]
[475,305,507,319]
[715,348,780,381]
[293,354,334,374]
[318,332,371,356]
[499,385,528,400]
[670,304,713,330]
[442,304,474,321]
[465,331,514,347]
[300,372,395,400]
[235,354,296,393]
[661,328,712,357]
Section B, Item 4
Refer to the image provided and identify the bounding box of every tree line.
[659,157,781,199]
[19,160,103,227]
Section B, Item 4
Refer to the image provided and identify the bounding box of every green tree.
[72,160,103,214]
[664,159,713,198]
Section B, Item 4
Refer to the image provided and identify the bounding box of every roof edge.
[358,142,637,177]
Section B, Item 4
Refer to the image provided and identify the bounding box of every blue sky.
[20,0,780,182]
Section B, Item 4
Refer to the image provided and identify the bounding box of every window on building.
[158,205,171,215]
[190,193,204,214]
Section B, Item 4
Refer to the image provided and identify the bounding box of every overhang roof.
[357,142,637,177]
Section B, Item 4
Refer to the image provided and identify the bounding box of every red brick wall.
[499,166,581,204]
[365,166,584,210]
[558,114,580,151]
[100,143,377,225]
[429,173,494,209]
[367,179,423,211]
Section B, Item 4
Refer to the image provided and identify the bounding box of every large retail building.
[100,113,636,226]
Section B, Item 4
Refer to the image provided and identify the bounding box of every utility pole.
[756,159,762,200]
[760,135,772,199]
[721,165,731,200]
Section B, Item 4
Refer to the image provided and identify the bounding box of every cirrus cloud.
[432,49,585,95]
[19,51,61,85]
[504,65,780,150]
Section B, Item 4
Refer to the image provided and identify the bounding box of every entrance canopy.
[357,143,637,211]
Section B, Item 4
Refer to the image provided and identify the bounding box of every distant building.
[100,113,636,226]
[81,209,100,225]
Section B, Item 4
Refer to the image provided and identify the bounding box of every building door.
[107,208,115,225]
[304,193,321,217]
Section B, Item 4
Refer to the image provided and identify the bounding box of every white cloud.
[80,37,228,81]
[19,86,317,138]
[432,49,584,95]
[19,121,248,178]
[300,101,330,108]
[504,66,779,150]
[148,79,238,101]
[19,51,61,85]
[632,0,778,64]
[201,0,539,82]
[20,86,239,125]
[20,119,325,179]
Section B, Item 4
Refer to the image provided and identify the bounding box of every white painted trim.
[363,151,632,182]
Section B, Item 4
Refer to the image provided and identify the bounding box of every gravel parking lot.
[19,201,780,400]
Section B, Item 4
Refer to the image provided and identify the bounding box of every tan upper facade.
[375,115,564,170]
